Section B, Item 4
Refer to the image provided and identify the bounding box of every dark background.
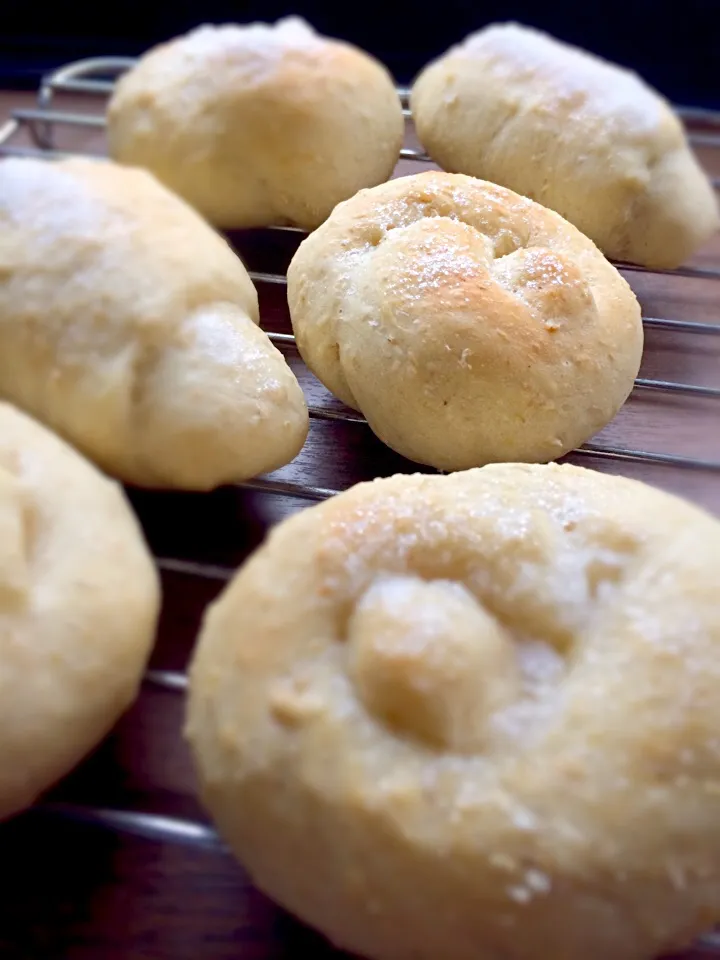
[1,1,720,106]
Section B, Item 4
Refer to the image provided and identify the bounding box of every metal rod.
[240,476,340,501]
[634,377,720,399]
[0,145,88,160]
[689,132,720,148]
[47,77,119,96]
[13,107,106,128]
[400,146,432,162]
[46,57,136,89]
[270,223,305,234]
[249,270,288,286]
[144,669,189,692]
[617,261,720,281]
[302,408,720,471]
[36,57,135,146]
[267,331,295,346]
[577,442,720,472]
[31,803,223,851]
[156,556,234,581]
[643,316,720,335]
[307,400,720,468]
[0,117,19,146]
[677,104,720,126]
[306,405,366,424]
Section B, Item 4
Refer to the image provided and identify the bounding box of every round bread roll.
[287,171,642,470]
[187,462,720,960]
[0,156,308,490]
[411,23,719,269]
[107,17,404,229]
[0,402,159,819]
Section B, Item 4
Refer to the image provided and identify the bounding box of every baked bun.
[411,23,719,268]
[287,171,642,470]
[187,462,720,960]
[0,157,308,489]
[107,17,404,229]
[0,402,159,819]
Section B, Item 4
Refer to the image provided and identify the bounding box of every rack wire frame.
[2,58,720,952]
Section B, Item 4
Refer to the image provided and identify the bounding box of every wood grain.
[1,86,719,959]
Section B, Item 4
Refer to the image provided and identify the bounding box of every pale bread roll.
[411,23,719,268]
[287,171,642,471]
[0,402,159,819]
[107,17,404,229]
[187,462,720,960]
[0,157,308,490]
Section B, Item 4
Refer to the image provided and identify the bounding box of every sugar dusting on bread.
[412,23,718,266]
[288,171,642,469]
[460,23,669,136]
[187,462,720,960]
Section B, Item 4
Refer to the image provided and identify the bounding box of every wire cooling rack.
[2,57,720,956]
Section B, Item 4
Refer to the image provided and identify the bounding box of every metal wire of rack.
[2,59,720,942]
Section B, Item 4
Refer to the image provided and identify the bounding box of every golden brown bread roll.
[287,171,642,470]
[411,23,719,268]
[0,156,308,489]
[0,402,159,819]
[107,17,404,229]
[187,462,720,960]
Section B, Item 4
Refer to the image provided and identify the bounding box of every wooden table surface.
[1,83,719,959]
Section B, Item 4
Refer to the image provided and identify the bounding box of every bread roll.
[0,157,308,489]
[287,171,642,470]
[187,462,720,960]
[0,402,159,819]
[411,23,719,268]
[107,17,404,229]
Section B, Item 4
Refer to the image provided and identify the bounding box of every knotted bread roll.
[0,402,159,819]
[287,171,642,470]
[0,157,308,489]
[187,463,720,960]
[411,23,719,268]
[107,17,404,229]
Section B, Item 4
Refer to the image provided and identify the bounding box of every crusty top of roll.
[0,156,308,489]
[187,462,720,960]
[411,22,719,268]
[288,171,642,470]
[107,17,404,229]
[0,402,159,819]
